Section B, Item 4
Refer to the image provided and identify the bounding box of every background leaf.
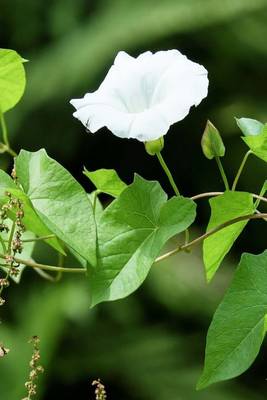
[198,250,267,389]
[203,191,255,281]
[0,48,26,113]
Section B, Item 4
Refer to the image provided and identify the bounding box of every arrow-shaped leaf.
[198,250,267,389]
[203,191,255,281]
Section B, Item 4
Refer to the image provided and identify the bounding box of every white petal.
[70,49,209,142]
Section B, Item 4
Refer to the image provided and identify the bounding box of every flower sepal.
[144,137,164,156]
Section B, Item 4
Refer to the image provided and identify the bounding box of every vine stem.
[232,150,252,191]
[0,254,86,274]
[190,191,267,204]
[1,212,266,273]
[0,114,17,157]
[156,152,180,196]
[215,157,229,190]
[155,212,267,264]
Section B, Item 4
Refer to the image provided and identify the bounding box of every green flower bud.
[144,137,164,156]
[201,120,225,160]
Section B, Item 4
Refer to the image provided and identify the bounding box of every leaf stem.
[155,212,267,264]
[0,114,17,157]
[232,150,252,191]
[156,152,180,196]
[215,157,229,190]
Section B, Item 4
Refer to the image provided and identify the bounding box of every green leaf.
[203,191,255,281]
[0,219,35,283]
[0,49,27,113]
[7,188,65,254]
[197,250,267,389]
[84,168,127,197]
[201,120,225,159]
[89,175,196,306]
[0,170,64,253]
[236,117,264,136]
[242,126,267,163]
[0,169,16,202]
[15,149,97,266]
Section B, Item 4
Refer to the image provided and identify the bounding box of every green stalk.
[0,113,17,157]
[215,157,229,191]
[232,150,252,191]
[156,152,180,196]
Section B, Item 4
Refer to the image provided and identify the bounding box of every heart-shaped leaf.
[89,175,196,306]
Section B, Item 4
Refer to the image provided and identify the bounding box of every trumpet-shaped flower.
[70,50,208,142]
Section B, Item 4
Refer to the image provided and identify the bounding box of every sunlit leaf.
[0,49,27,113]
[84,168,126,197]
[15,149,97,266]
[0,170,64,254]
[89,175,196,306]
[242,126,267,163]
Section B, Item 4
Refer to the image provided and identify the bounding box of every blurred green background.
[1,0,267,398]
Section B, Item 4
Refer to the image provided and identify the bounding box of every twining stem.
[155,212,267,264]
[190,191,267,204]
[1,212,266,274]
[0,114,17,157]
[156,152,180,196]
[0,253,86,274]
[232,150,252,191]
[215,157,229,191]
[254,181,267,209]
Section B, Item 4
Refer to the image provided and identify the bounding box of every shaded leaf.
[198,250,267,389]
[203,191,255,281]
[89,175,196,306]
[236,117,264,136]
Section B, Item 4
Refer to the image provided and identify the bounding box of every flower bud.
[144,137,164,156]
[201,120,225,160]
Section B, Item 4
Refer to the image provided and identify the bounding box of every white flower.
[70,50,208,142]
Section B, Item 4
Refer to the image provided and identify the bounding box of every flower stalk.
[156,151,180,196]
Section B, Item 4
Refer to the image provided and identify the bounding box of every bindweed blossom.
[70,50,208,142]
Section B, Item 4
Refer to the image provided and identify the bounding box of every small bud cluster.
[0,191,25,305]
[92,379,107,400]
[22,336,44,400]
